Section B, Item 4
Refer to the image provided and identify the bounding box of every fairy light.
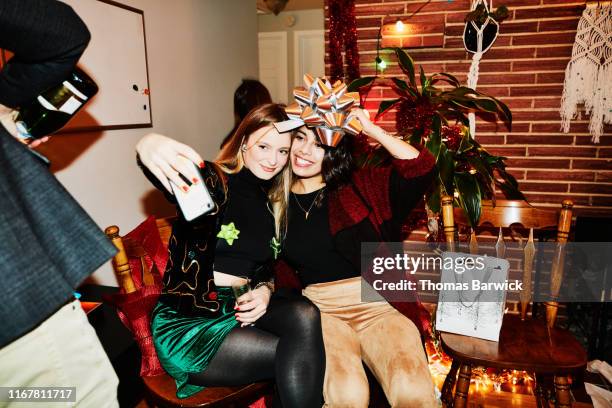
[395,20,405,32]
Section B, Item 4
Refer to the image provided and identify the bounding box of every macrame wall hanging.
[560,1,612,144]
[463,0,508,138]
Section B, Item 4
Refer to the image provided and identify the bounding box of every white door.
[293,30,325,86]
[258,32,288,104]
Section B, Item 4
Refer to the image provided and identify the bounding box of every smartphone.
[170,158,215,221]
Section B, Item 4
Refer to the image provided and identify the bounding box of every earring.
[241,145,247,151]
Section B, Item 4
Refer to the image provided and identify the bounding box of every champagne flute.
[231,276,253,306]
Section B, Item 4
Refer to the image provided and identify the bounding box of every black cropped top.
[213,167,275,278]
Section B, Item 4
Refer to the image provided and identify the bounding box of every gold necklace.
[293,188,324,220]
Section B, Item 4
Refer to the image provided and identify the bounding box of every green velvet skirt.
[151,287,239,398]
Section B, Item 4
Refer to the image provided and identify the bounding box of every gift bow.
[274,74,363,147]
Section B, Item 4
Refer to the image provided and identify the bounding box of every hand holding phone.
[170,157,215,221]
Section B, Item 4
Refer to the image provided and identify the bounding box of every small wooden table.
[440,314,587,408]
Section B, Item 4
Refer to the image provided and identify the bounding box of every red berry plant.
[349,48,524,228]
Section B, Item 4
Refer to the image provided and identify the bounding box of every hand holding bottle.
[0,104,49,148]
[136,133,205,193]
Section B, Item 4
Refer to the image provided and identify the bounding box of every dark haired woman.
[136,103,324,407]
[220,79,273,149]
[277,108,438,407]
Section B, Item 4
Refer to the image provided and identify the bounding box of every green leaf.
[376,98,401,118]
[394,48,416,88]
[437,144,455,195]
[347,76,376,92]
[430,72,461,87]
[454,172,482,228]
[427,187,441,214]
[420,66,427,94]
[425,115,442,159]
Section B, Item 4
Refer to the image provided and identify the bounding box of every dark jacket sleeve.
[388,147,436,224]
[0,0,91,108]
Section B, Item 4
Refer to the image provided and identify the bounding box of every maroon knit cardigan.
[275,147,436,336]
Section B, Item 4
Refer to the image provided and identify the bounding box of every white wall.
[41,0,259,286]
[258,9,324,100]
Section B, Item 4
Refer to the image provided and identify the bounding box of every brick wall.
[325,0,612,218]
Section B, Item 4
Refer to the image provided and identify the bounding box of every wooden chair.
[438,197,587,408]
[105,218,272,408]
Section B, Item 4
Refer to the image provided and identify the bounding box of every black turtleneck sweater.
[213,167,275,278]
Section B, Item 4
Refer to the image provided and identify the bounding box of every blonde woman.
[136,104,324,407]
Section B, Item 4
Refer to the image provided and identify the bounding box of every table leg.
[453,364,472,408]
[442,360,459,408]
[554,376,572,408]
[535,374,550,408]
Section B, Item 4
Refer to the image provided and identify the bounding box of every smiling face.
[242,125,291,180]
[290,127,326,179]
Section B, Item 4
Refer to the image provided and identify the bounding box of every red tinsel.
[442,124,462,151]
[328,0,360,82]
[396,99,435,138]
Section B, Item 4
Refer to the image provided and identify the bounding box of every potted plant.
[348,48,524,233]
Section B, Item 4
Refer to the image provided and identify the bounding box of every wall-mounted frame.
[61,0,152,132]
[1,0,153,133]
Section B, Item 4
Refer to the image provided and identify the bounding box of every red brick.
[576,135,612,144]
[600,148,612,158]
[536,46,573,58]
[356,17,382,28]
[570,184,612,195]
[533,98,561,109]
[538,18,580,32]
[506,158,570,169]
[528,146,597,158]
[591,196,612,206]
[406,1,468,13]
[478,73,536,85]
[526,170,595,182]
[446,61,512,73]
[533,122,587,133]
[536,72,566,84]
[486,147,527,156]
[485,47,536,60]
[475,86,511,98]
[507,134,573,145]
[513,59,569,72]
[515,6,584,20]
[477,136,506,146]
[354,3,405,16]
[573,159,612,171]
[519,182,569,193]
[422,34,445,47]
[504,99,533,109]
[480,122,530,133]
[596,172,612,182]
[510,85,564,97]
[524,193,590,206]
[512,32,577,47]
[512,111,564,121]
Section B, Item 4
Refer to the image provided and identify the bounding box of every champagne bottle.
[15,67,98,141]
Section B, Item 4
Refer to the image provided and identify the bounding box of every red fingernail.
[182,186,189,192]
[192,178,199,183]
[199,162,205,168]
[235,307,240,311]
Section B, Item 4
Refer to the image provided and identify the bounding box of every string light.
[395,20,405,32]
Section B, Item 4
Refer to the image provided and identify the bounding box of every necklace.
[292,188,324,220]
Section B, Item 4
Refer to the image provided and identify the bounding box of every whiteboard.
[60,0,152,131]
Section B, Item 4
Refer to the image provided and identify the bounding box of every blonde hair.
[213,103,293,239]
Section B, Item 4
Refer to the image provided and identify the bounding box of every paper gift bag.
[435,252,510,342]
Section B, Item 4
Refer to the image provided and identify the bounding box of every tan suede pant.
[303,277,438,408]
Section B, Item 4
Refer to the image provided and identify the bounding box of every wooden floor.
[461,390,593,408]
[136,393,594,408]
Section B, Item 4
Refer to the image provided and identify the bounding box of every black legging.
[187,296,325,408]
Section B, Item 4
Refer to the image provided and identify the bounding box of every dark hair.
[321,135,355,191]
[234,79,273,120]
